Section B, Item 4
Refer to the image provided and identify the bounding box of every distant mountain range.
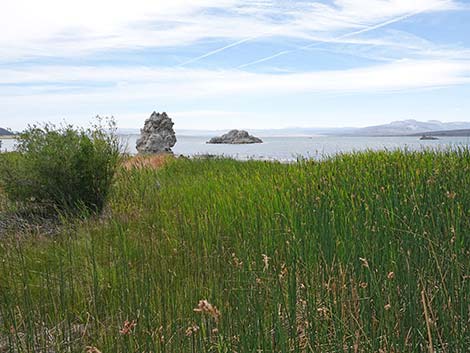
[117,127,356,137]
[166,120,470,137]
[0,127,13,136]
[6,119,470,138]
[352,120,470,136]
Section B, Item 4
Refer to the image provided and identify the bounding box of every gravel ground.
[0,210,62,236]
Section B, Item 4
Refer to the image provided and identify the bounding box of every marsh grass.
[1,149,470,352]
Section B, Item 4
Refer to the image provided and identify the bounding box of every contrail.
[177,35,265,67]
[237,50,291,69]
[319,10,423,42]
[177,5,437,69]
[237,9,429,69]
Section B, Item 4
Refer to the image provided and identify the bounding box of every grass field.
[1,150,470,352]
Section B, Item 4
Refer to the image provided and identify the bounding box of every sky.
[1,0,470,130]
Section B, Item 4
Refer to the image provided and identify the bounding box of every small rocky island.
[136,111,177,153]
[207,130,263,144]
[420,135,439,140]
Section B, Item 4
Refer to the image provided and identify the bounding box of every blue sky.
[1,0,470,130]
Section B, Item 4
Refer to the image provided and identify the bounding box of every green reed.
[1,149,470,352]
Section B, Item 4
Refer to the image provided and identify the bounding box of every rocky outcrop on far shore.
[207,130,263,144]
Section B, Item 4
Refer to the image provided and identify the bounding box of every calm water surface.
[3,135,470,162]
[122,135,470,161]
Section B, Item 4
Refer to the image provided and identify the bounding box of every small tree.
[0,117,121,214]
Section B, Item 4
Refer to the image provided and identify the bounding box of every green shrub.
[0,117,121,214]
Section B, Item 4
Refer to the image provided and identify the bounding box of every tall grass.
[1,149,470,352]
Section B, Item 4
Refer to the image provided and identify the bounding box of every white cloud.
[1,0,468,130]
[0,0,459,61]
[1,60,469,103]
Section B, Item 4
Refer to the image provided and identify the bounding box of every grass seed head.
[194,300,221,322]
[86,347,102,353]
[446,191,457,199]
[359,257,369,269]
[185,324,200,337]
[119,320,137,335]
[262,254,270,271]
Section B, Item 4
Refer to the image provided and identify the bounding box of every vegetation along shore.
[0,122,469,352]
[0,135,17,140]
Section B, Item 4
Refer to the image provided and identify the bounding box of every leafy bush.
[0,117,121,214]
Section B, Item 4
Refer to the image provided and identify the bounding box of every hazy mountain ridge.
[0,128,13,136]
[118,119,470,137]
[13,119,468,138]
[353,119,470,136]
[118,127,357,137]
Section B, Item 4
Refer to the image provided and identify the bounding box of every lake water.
[3,135,470,162]
[125,135,470,161]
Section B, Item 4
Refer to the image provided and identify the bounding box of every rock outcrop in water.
[136,111,177,154]
[419,135,439,140]
[207,130,263,144]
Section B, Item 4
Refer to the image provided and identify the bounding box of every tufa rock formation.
[136,111,177,154]
[207,130,263,144]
